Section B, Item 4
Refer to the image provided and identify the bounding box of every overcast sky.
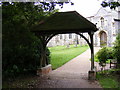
[57,0,103,17]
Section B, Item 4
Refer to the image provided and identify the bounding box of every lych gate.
[31,11,98,80]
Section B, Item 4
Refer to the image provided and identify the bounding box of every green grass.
[96,70,120,88]
[49,45,89,69]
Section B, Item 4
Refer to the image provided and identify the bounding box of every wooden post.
[90,32,94,71]
[36,34,53,75]
[76,32,96,80]
[88,32,96,80]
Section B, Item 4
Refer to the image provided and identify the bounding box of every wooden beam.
[46,34,57,45]
[76,33,91,49]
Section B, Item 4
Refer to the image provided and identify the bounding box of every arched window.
[100,17,104,27]
[99,31,107,46]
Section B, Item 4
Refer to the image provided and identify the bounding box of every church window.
[100,17,104,27]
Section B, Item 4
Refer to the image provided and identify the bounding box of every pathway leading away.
[36,47,103,88]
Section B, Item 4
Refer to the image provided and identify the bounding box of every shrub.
[96,47,114,65]
[107,48,114,59]
[3,27,51,77]
[97,47,109,67]
[2,2,51,78]
[113,33,120,65]
[2,28,41,77]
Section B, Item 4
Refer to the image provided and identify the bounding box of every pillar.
[88,32,96,80]
[90,32,94,71]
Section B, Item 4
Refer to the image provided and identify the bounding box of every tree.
[2,2,73,77]
[2,2,56,77]
[101,0,120,9]
[113,34,120,68]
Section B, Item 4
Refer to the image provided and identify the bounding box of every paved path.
[37,47,104,88]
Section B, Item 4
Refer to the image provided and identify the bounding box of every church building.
[87,7,120,47]
[47,7,120,47]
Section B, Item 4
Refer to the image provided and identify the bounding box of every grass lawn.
[96,69,120,88]
[49,45,89,69]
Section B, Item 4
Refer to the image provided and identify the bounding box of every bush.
[97,47,108,67]
[2,2,51,78]
[107,48,114,59]
[96,47,114,67]
[3,26,51,77]
[113,33,120,65]
[2,27,41,77]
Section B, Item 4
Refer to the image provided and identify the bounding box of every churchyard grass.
[49,45,89,69]
[96,69,120,88]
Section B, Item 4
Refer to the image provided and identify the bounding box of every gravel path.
[36,47,104,88]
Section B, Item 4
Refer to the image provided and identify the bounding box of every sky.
[57,0,103,17]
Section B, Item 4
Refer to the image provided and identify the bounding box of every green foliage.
[107,48,114,59]
[96,47,114,67]
[96,69,120,88]
[46,48,51,64]
[97,47,109,67]
[3,22,41,77]
[39,2,74,11]
[49,45,88,69]
[113,34,120,65]
[96,72,119,88]
[101,1,120,9]
[96,33,120,68]
[3,28,41,77]
[94,55,111,64]
[2,2,52,77]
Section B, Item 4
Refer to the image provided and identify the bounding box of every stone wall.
[87,7,119,47]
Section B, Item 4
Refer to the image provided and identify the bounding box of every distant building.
[87,7,120,47]
[47,7,120,47]
[47,33,88,47]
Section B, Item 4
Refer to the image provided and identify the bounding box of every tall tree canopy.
[2,2,57,77]
[2,1,74,77]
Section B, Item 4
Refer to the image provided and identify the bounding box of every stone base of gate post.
[37,64,52,76]
[88,70,96,80]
